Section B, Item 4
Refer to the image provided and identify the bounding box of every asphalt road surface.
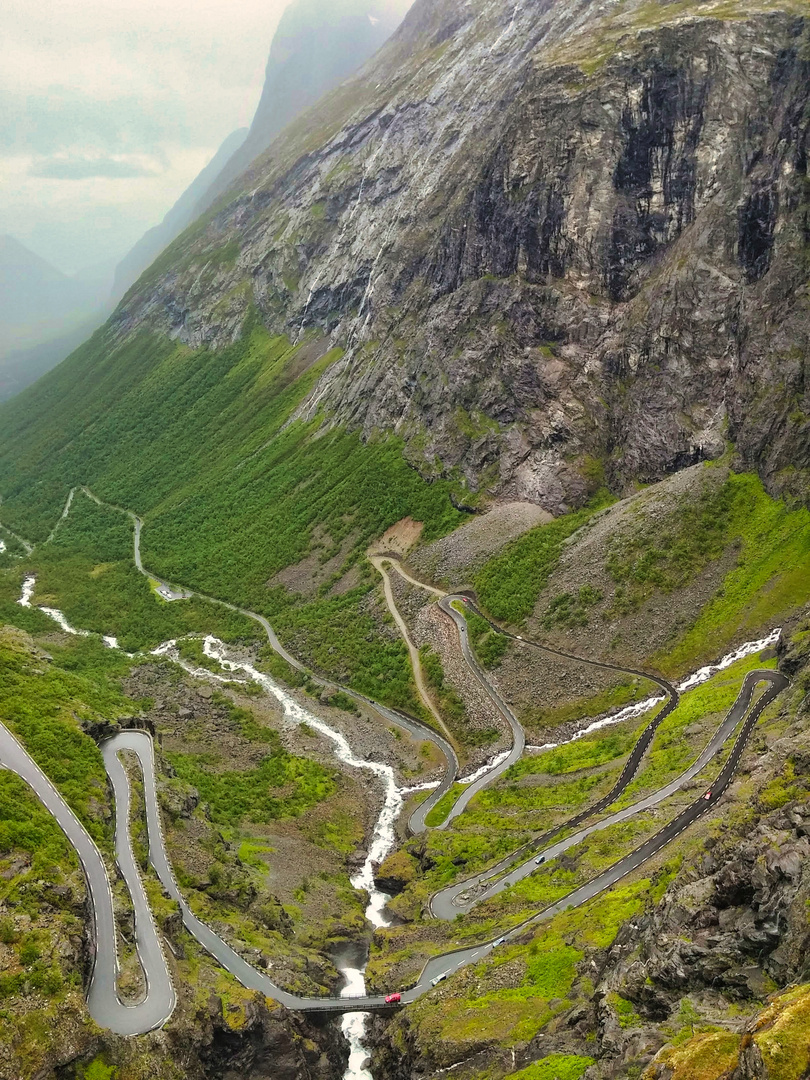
[83,488,460,831]
[0,663,784,1029]
[0,491,790,1032]
[434,596,525,824]
[0,723,176,1036]
[430,668,779,919]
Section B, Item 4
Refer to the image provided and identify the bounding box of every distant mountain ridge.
[92,0,809,513]
[195,0,412,211]
[1,1,410,402]
[114,0,413,297]
[0,236,86,336]
[0,235,105,374]
[111,128,249,301]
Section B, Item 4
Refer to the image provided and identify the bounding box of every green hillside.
[0,320,467,707]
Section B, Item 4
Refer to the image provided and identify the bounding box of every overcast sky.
[0,0,292,275]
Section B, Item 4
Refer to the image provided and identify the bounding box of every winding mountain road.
[83,488,460,831]
[0,723,176,1035]
[430,667,778,918]
[431,597,526,824]
[0,490,790,1035]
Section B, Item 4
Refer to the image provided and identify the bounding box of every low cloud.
[30,154,164,180]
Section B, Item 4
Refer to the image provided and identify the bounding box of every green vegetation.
[0,627,130,844]
[79,1060,118,1080]
[257,644,311,688]
[167,732,336,827]
[269,582,425,713]
[425,783,466,827]
[0,772,72,876]
[390,876,668,1052]
[505,725,638,780]
[452,602,509,668]
[326,689,359,714]
[605,479,735,612]
[754,986,810,1080]
[520,678,656,733]
[612,652,775,808]
[0,322,467,704]
[609,992,643,1029]
[758,757,804,811]
[207,690,279,743]
[25,491,262,653]
[661,473,810,673]
[505,1054,595,1080]
[652,1031,742,1080]
[542,585,603,630]
[0,628,133,1060]
[420,644,480,743]
[475,493,613,624]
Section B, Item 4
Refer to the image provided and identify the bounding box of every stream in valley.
[14,573,785,1078]
[200,637,404,1080]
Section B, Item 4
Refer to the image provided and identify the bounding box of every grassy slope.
[379,873,678,1060]
[0,629,125,1073]
[474,494,614,625]
[26,491,259,653]
[0,323,466,711]
[373,650,809,1075]
[646,983,810,1080]
[659,472,810,672]
[0,615,367,1077]
[471,468,810,689]
[0,626,131,848]
[369,652,781,983]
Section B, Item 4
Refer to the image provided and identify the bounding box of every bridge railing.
[297,996,402,1013]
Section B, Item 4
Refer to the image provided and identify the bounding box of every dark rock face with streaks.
[112,0,810,513]
[162,995,346,1080]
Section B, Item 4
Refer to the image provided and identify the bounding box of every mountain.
[0,237,114,402]
[0,0,807,667]
[195,0,414,211]
[0,135,250,404]
[111,0,413,305]
[111,127,248,300]
[0,238,121,404]
[0,316,108,403]
[61,0,807,515]
[0,236,97,354]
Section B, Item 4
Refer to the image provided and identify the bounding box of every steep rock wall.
[114,0,810,510]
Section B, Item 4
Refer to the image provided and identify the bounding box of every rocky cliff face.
[113,0,810,513]
[198,0,413,210]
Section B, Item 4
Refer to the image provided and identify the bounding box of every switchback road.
[2,665,783,1027]
[0,491,789,1034]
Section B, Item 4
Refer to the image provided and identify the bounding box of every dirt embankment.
[410,502,553,588]
[433,466,744,740]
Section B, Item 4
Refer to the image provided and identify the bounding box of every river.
[200,637,402,1080]
[14,574,783,1078]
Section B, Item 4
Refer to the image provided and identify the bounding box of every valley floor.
[2,463,810,1080]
